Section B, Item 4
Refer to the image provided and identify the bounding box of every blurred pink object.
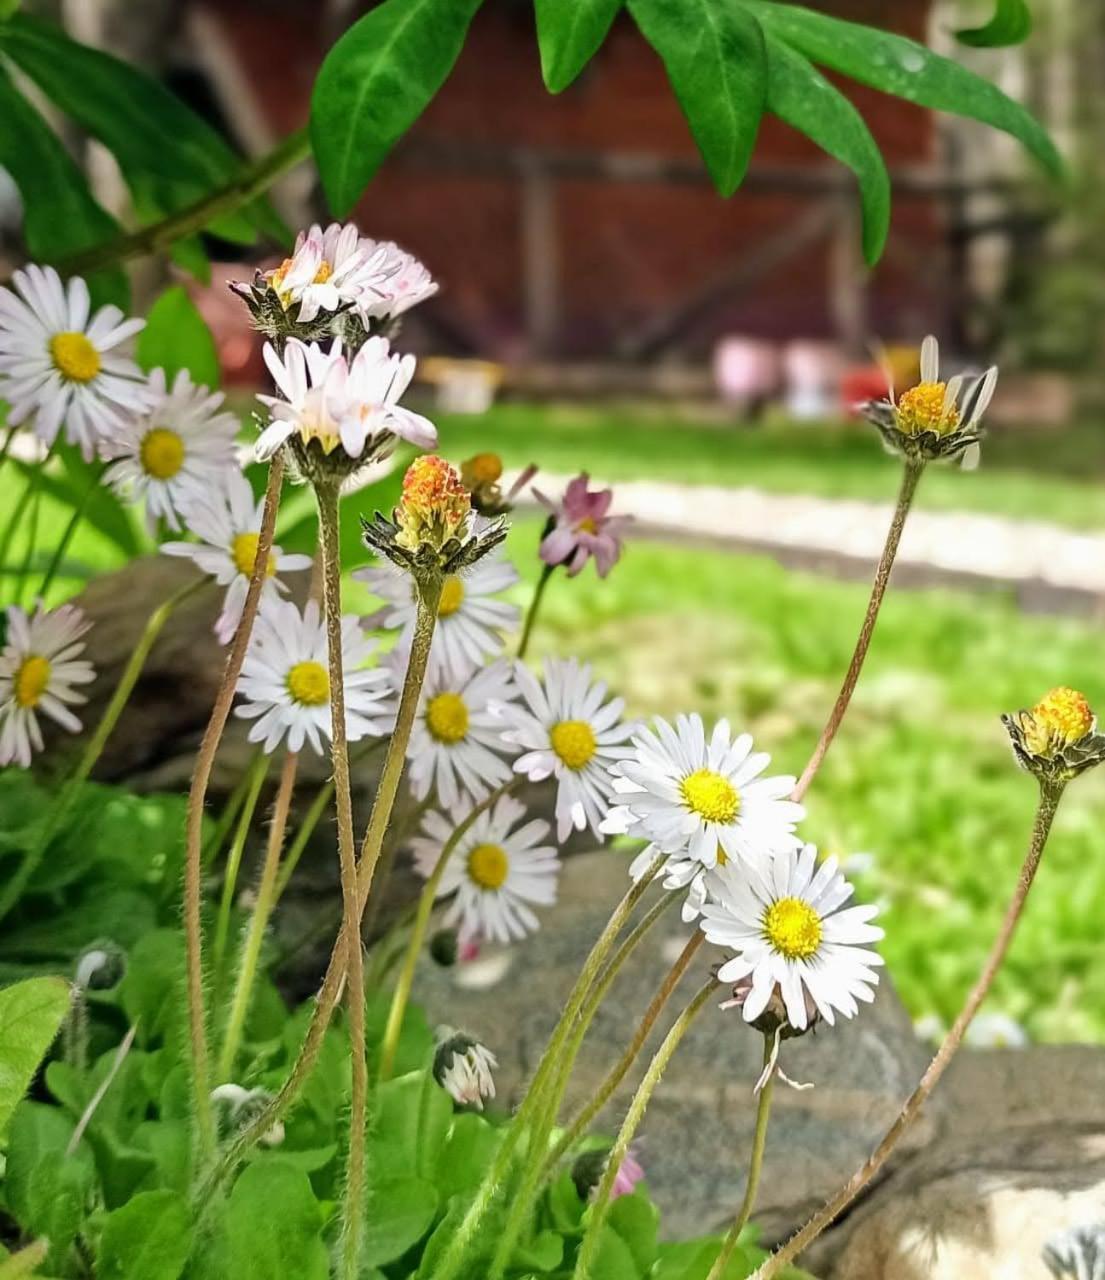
[610,1148,645,1200]
[782,341,842,420]
[712,337,779,407]
[536,473,628,578]
[458,937,482,964]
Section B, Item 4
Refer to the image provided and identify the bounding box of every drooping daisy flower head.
[571,1145,646,1203]
[700,845,884,1034]
[356,239,438,325]
[235,597,392,754]
[406,660,519,812]
[0,601,95,767]
[354,548,519,685]
[602,714,804,871]
[411,793,559,945]
[102,368,240,531]
[432,1029,497,1110]
[161,470,313,644]
[496,657,635,842]
[1003,685,1105,785]
[0,265,149,460]
[864,334,998,468]
[536,473,628,578]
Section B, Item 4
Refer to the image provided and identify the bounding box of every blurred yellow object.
[883,344,921,394]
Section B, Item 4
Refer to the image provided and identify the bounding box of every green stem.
[0,441,56,584]
[211,752,270,989]
[574,979,719,1279]
[15,481,43,608]
[57,128,311,277]
[517,563,554,661]
[0,423,16,473]
[37,463,104,601]
[752,783,1065,1279]
[202,759,258,871]
[0,575,206,925]
[378,784,513,1082]
[706,1037,777,1280]
[218,750,299,1081]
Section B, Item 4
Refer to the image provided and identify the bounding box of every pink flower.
[537,473,627,578]
[610,1148,645,1200]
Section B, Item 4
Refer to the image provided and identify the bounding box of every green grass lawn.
[436,403,1105,530]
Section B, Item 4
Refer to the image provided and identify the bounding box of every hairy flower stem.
[219,750,299,1080]
[184,452,283,1160]
[574,979,719,1279]
[211,752,269,989]
[706,1036,777,1280]
[433,854,666,1280]
[792,459,924,802]
[315,480,368,1280]
[752,782,1065,1279]
[517,562,554,661]
[0,575,206,925]
[379,784,513,1081]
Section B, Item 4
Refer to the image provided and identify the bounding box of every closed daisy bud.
[1003,686,1105,784]
[75,942,126,991]
[432,1029,497,1110]
[210,1084,285,1146]
[430,928,459,967]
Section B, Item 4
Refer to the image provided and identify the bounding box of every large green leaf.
[956,0,1032,48]
[362,1176,438,1267]
[96,1190,191,1280]
[744,1,1061,178]
[0,62,127,308]
[535,0,623,92]
[137,287,221,389]
[223,1162,329,1280]
[8,450,140,559]
[627,0,767,196]
[0,977,70,1140]
[762,33,889,264]
[310,0,484,216]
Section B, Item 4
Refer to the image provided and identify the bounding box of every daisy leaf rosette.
[494,656,635,842]
[234,597,393,755]
[863,334,998,468]
[0,264,149,460]
[101,367,240,531]
[405,658,520,813]
[354,548,519,685]
[1002,685,1105,785]
[411,794,559,945]
[161,470,313,645]
[0,601,95,767]
[602,714,805,872]
[699,844,884,1032]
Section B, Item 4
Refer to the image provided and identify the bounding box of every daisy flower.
[411,793,559,944]
[627,845,723,923]
[235,598,392,754]
[432,1029,498,1110]
[495,657,635,842]
[0,265,148,460]
[357,240,438,322]
[699,845,884,1031]
[406,660,519,811]
[267,221,394,324]
[602,714,804,871]
[161,470,313,644]
[0,601,95,767]
[102,368,240,530]
[537,473,628,578]
[355,550,519,684]
[255,336,436,462]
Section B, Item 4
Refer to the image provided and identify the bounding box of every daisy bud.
[211,1084,285,1146]
[430,927,459,968]
[74,943,126,992]
[1003,686,1105,784]
[718,974,819,1042]
[432,1029,497,1110]
[571,1147,645,1202]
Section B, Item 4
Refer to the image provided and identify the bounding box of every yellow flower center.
[763,896,823,960]
[1024,685,1094,755]
[549,719,597,770]
[286,660,329,707]
[139,428,186,480]
[438,575,465,618]
[49,331,100,383]
[680,769,740,824]
[426,691,469,744]
[577,516,598,534]
[467,842,509,890]
[14,655,51,708]
[462,452,503,487]
[895,381,960,437]
[231,532,277,579]
[313,261,333,284]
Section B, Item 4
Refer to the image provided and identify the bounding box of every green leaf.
[310,0,484,216]
[0,62,127,308]
[222,1162,329,1280]
[511,1228,564,1271]
[96,1190,190,1280]
[436,1112,500,1201]
[118,930,186,1044]
[956,0,1032,48]
[536,0,623,92]
[627,0,767,196]
[7,448,140,559]
[362,1176,438,1267]
[588,1224,641,1279]
[0,978,70,1139]
[136,287,220,389]
[744,1,1061,178]
[608,1192,659,1271]
[762,33,889,264]
[368,1070,451,1179]
[0,1241,49,1280]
